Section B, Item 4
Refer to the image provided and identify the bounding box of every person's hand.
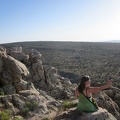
[106,80,112,87]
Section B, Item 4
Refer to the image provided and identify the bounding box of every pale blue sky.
[0,0,120,43]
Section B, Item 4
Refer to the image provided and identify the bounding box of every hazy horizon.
[1,40,120,45]
[1,0,120,44]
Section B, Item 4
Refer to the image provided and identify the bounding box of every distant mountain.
[104,40,120,43]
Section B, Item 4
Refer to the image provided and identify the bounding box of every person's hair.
[78,75,90,93]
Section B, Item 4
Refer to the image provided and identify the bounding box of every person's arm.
[87,80,112,94]
[75,88,80,99]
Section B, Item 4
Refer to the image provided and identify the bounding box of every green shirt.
[77,93,98,112]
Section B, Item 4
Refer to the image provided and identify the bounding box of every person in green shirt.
[75,75,112,113]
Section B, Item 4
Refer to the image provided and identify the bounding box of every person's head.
[78,75,90,93]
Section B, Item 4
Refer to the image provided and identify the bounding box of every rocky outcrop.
[94,91,120,119]
[0,46,76,119]
[0,47,35,95]
[0,90,61,119]
[8,46,28,62]
[0,45,119,120]
[27,49,45,83]
[54,107,117,120]
[91,83,120,119]
[8,48,76,100]
[0,46,6,57]
[104,87,120,108]
[26,49,76,99]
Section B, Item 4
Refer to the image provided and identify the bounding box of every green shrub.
[0,109,12,120]
[21,107,30,116]
[26,100,38,111]
[25,101,31,109]
[14,118,23,120]
[21,100,38,116]
[32,101,39,110]
[0,92,4,96]
[62,101,77,109]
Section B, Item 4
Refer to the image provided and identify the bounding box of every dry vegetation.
[2,41,120,88]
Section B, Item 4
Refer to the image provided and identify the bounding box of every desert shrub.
[25,100,38,111]
[21,100,38,116]
[14,117,23,120]
[62,101,77,109]
[21,107,30,115]
[25,102,31,109]
[41,118,49,120]
[0,92,4,96]
[0,109,12,120]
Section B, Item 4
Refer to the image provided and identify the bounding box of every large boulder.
[0,46,6,72]
[29,49,42,63]
[104,87,120,108]
[8,46,28,62]
[3,55,29,77]
[0,46,36,94]
[27,49,45,84]
[54,107,117,120]
[0,46,6,57]
[94,91,120,119]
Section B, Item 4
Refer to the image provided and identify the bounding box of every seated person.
[75,75,112,112]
